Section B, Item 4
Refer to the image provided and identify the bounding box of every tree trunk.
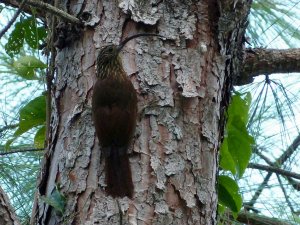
[0,186,21,225]
[32,0,252,224]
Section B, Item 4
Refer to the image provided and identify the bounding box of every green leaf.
[227,116,254,177]
[13,55,47,80]
[227,93,251,125]
[5,138,17,150]
[220,139,236,175]
[16,95,46,135]
[220,92,254,178]
[5,22,25,57]
[5,95,46,149]
[217,203,226,214]
[40,186,66,215]
[4,17,47,57]
[218,175,242,215]
[34,126,46,148]
[23,18,47,49]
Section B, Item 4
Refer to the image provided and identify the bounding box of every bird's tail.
[104,146,133,198]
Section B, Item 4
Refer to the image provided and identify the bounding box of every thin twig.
[0,124,18,133]
[0,0,27,39]
[286,176,300,191]
[276,133,300,165]
[0,148,44,155]
[247,133,300,207]
[253,147,274,165]
[3,0,82,24]
[277,175,295,214]
[245,172,272,209]
[248,163,300,180]
[236,211,291,225]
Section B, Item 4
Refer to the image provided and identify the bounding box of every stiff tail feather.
[104,146,133,198]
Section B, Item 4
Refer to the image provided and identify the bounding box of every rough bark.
[30,0,251,224]
[237,48,300,85]
[0,186,21,225]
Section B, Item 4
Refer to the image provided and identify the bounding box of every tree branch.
[276,133,300,165]
[247,133,300,207]
[1,0,81,24]
[236,211,291,225]
[248,163,300,180]
[237,48,300,85]
[0,0,27,39]
[277,175,295,214]
[253,147,274,165]
[0,124,18,133]
[286,176,300,191]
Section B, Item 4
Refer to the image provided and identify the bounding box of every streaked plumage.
[92,45,137,198]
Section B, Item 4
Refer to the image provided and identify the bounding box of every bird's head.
[96,34,164,79]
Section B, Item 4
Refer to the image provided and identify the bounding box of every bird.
[92,34,162,198]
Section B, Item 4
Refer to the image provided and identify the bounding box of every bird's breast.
[92,77,137,109]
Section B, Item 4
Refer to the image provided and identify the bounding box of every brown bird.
[92,34,162,198]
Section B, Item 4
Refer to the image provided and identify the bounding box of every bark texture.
[0,186,21,225]
[32,0,251,224]
[237,48,300,85]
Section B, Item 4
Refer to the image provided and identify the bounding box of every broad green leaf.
[23,18,47,49]
[4,22,25,57]
[16,95,46,135]
[220,92,254,178]
[220,139,236,175]
[218,175,242,215]
[5,138,17,150]
[217,203,226,214]
[34,126,46,148]
[4,17,47,57]
[5,95,46,149]
[227,116,254,178]
[227,93,251,125]
[13,55,47,80]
